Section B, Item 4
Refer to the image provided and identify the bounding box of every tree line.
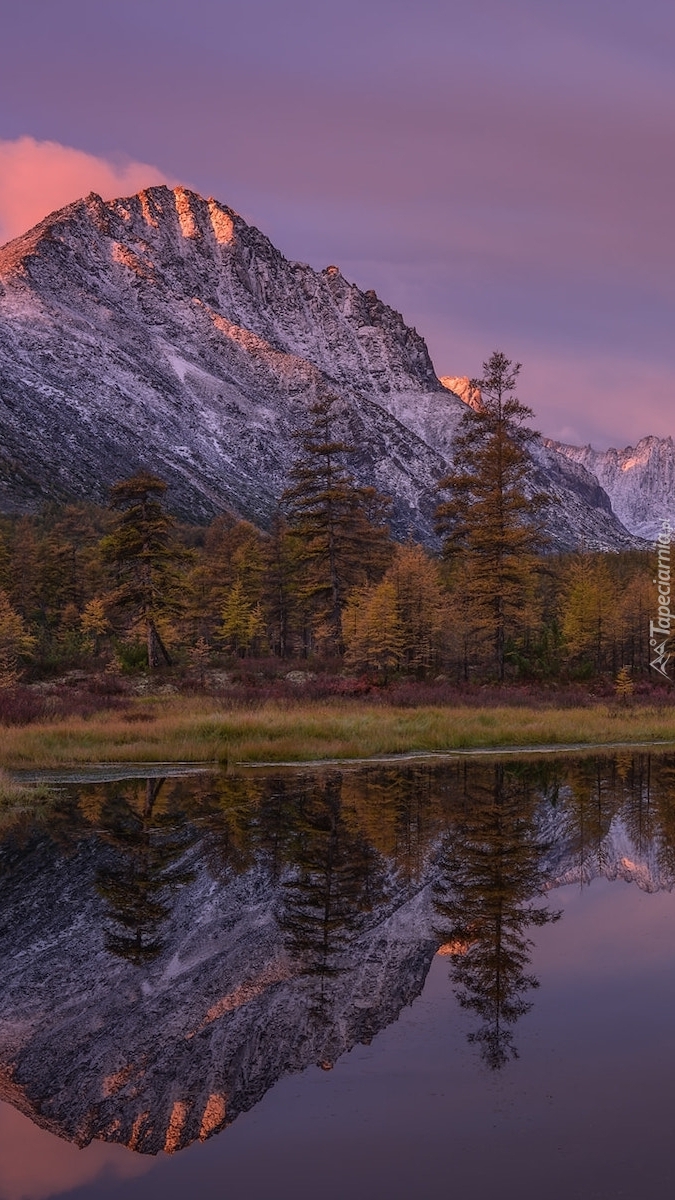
[0,352,658,687]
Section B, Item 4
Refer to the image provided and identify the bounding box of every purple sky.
[1,0,674,448]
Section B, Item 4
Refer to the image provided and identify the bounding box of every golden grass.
[1,696,675,770]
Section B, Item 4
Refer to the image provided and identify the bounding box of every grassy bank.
[1,695,675,770]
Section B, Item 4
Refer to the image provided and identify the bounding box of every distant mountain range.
[545,436,675,541]
[0,184,667,549]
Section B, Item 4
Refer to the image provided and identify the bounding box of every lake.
[1,752,675,1200]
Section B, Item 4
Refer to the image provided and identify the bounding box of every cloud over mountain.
[0,137,169,244]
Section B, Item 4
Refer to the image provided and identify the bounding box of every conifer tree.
[343,543,448,676]
[343,579,403,678]
[436,352,547,681]
[218,578,264,656]
[80,597,110,657]
[100,473,184,669]
[283,393,391,653]
[263,514,298,659]
[388,542,448,672]
[560,553,617,672]
[0,589,35,686]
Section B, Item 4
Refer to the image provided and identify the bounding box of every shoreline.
[2,695,675,773]
[6,737,675,786]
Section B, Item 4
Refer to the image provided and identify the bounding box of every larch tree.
[218,578,265,656]
[343,542,448,677]
[343,578,403,679]
[0,589,35,687]
[283,393,391,653]
[436,352,548,681]
[263,513,303,659]
[100,473,184,669]
[560,553,618,672]
[388,542,448,672]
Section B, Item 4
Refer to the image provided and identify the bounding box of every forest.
[0,355,660,696]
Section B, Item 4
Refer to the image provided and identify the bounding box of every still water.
[1,754,675,1199]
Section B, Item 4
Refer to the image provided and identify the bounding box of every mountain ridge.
[0,185,649,549]
[546,435,675,541]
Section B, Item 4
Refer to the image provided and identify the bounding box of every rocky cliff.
[547,436,675,541]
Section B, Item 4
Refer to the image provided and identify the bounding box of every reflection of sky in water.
[2,757,675,1199]
[0,1104,150,1200]
[4,880,675,1200]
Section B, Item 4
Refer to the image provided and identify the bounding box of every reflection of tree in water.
[611,754,658,859]
[195,775,262,882]
[434,763,560,1070]
[649,757,675,880]
[281,773,385,991]
[561,758,621,879]
[95,778,195,965]
[341,763,446,884]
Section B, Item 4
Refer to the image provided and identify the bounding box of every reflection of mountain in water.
[0,754,673,1155]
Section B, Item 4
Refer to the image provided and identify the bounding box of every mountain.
[547,436,675,541]
[0,184,639,549]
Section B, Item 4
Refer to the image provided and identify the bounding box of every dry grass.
[1,695,675,769]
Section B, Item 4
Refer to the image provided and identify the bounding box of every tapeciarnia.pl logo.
[650,519,672,680]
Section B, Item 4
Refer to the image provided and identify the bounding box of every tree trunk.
[147,618,172,669]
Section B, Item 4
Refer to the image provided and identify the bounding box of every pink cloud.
[0,136,170,244]
[0,1101,152,1200]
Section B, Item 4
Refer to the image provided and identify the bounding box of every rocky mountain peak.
[0,184,645,549]
[439,375,482,410]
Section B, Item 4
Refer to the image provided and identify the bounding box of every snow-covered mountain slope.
[546,436,675,541]
[0,184,639,548]
[0,186,459,540]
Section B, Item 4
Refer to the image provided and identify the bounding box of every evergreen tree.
[436,352,547,680]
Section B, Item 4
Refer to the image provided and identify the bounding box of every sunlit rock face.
[547,437,675,540]
[0,185,639,549]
